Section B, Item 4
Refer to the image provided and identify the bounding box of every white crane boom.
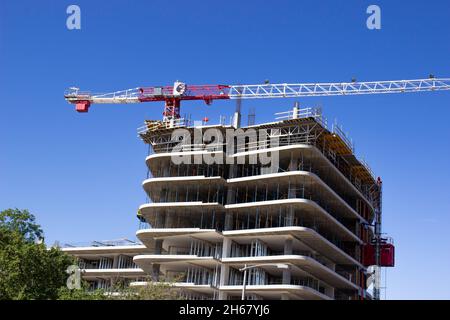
[228,78,450,99]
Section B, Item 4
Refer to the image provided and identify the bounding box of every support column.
[325,286,335,299]
[152,240,163,282]
[112,254,119,269]
[155,212,165,228]
[288,180,296,199]
[226,187,236,204]
[288,152,298,171]
[325,262,336,298]
[218,238,232,300]
[165,211,175,228]
[224,212,233,231]
[163,163,169,177]
[282,238,292,284]
[285,207,294,227]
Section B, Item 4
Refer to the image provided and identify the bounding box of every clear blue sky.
[1,0,449,299]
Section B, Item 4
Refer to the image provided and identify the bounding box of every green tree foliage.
[111,276,184,300]
[0,208,73,300]
[58,278,182,300]
[57,277,184,300]
[0,208,185,300]
[57,282,108,300]
[0,208,44,242]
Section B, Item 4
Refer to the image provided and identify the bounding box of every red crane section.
[138,83,230,120]
[66,83,230,119]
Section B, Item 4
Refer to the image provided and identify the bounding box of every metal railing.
[274,107,328,128]
[61,238,142,248]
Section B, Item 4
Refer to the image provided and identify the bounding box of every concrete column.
[288,180,296,198]
[151,264,160,281]
[323,261,336,299]
[285,208,294,226]
[292,102,299,119]
[327,262,336,271]
[163,163,169,177]
[288,153,298,171]
[112,254,119,269]
[233,111,241,129]
[282,268,291,285]
[284,237,293,255]
[224,212,233,231]
[218,238,232,300]
[282,238,293,284]
[226,187,236,204]
[154,239,163,254]
[151,239,163,282]
[325,286,335,299]
[165,211,175,228]
[355,221,360,238]
[155,212,164,228]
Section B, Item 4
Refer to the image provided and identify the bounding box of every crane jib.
[64,78,450,113]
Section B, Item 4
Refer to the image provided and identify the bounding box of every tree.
[0,208,186,300]
[0,208,73,300]
[57,282,108,300]
[0,208,43,242]
[111,276,185,300]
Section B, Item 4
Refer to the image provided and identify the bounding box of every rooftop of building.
[138,106,378,188]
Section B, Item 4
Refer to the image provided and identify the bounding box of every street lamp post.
[239,263,289,300]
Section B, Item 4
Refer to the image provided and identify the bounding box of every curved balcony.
[134,255,220,271]
[225,198,361,243]
[220,284,331,300]
[142,176,225,202]
[146,150,226,175]
[81,268,145,280]
[222,255,358,291]
[138,202,225,230]
[146,144,374,217]
[136,226,361,268]
[223,227,362,267]
[227,170,367,224]
[136,228,221,247]
[230,143,376,213]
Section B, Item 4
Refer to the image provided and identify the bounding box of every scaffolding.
[139,106,378,207]
[137,105,383,300]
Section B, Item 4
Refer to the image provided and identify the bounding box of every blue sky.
[1,0,449,299]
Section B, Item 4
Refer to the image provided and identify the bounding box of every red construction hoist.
[65,77,450,299]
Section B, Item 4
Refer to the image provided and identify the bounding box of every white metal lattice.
[228,78,450,99]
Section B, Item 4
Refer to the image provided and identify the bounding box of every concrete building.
[63,106,380,300]
[61,239,149,290]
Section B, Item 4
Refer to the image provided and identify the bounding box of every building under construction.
[62,104,394,300]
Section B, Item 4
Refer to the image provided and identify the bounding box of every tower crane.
[64,77,450,121]
[64,76,450,300]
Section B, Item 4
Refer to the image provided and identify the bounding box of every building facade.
[63,106,380,300]
[61,239,148,290]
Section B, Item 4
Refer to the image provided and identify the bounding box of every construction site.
[61,78,450,300]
